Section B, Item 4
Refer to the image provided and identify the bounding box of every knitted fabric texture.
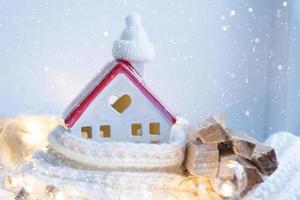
[15,123,190,200]
[112,13,155,62]
[17,155,193,200]
[3,132,300,199]
[47,126,186,170]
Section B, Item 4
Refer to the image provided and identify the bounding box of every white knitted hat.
[112,13,155,63]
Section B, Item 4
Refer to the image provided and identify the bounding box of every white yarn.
[47,125,186,170]
[17,153,193,200]
[11,120,188,199]
[112,13,155,63]
[3,132,300,199]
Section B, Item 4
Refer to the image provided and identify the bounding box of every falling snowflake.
[278,65,283,70]
[169,38,175,43]
[254,38,260,43]
[230,10,236,17]
[248,7,253,13]
[282,1,288,7]
[277,10,281,18]
[220,15,226,20]
[245,110,250,116]
[44,66,49,72]
[222,25,229,32]
[103,31,108,37]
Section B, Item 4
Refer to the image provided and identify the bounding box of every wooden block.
[197,124,229,143]
[227,130,256,159]
[185,141,219,178]
[220,154,263,192]
[218,141,234,156]
[251,143,278,176]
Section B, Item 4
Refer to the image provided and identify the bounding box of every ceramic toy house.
[63,14,176,143]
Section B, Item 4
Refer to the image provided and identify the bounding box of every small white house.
[62,14,176,143]
[63,61,176,143]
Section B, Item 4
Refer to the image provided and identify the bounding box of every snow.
[222,25,230,32]
[282,1,288,7]
[245,110,250,116]
[245,132,300,200]
[229,10,236,17]
[44,66,49,72]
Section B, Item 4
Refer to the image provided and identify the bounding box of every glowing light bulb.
[44,185,69,200]
[213,160,247,198]
[44,185,58,199]
[4,175,20,191]
[55,191,66,200]
[22,118,44,146]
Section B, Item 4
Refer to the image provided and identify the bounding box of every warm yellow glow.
[55,191,66,200]
[213,160,247,198]
[218,181,236,198]
[177,176,212,199]
[44,185,57,199]
[226,160,238,169]
[22,118,45,146]
[4,176,18,189]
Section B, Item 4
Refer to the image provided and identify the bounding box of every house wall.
[71,73,173,143]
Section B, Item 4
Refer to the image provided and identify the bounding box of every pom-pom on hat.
[112,13,155,63]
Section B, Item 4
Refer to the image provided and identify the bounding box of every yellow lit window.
[100,125,111,138]
[149,122,160,135]
[109,94,132,113]
[81,126,92,139]
[150,140,160,144]
[131,123,142,136]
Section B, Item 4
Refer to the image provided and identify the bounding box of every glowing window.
[81,126,92,139]
[149,122,160,135]
[150,140,160,144]
[100,125,111,138]
[131,123,142,136]
[109,94,131,113]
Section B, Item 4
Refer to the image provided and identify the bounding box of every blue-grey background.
[0,0,299,141]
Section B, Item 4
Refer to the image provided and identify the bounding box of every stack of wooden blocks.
[185,118,278,193]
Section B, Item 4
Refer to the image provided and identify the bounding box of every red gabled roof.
[64,60,176,128]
